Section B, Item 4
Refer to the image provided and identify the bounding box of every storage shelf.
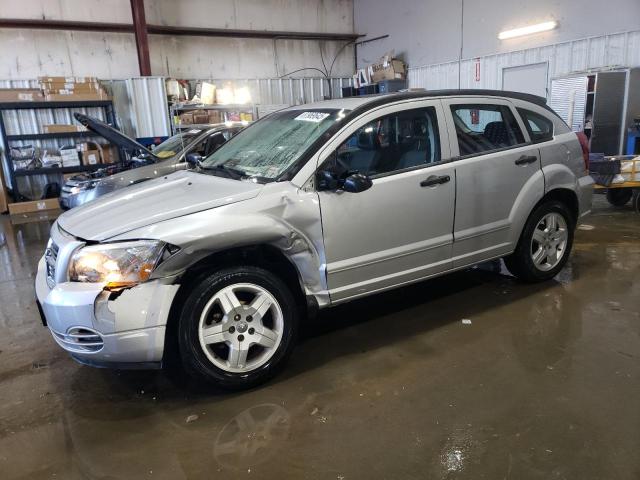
[14,163,113,177]
[0,100,112,110]
[175,123,225,129]
[0,97,119,206]
[6,131,99,141]
[171,104,254,111]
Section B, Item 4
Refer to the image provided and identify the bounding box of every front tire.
[504,200,574,282]
[178,266,298,390]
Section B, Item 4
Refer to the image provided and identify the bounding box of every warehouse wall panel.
[355,0,640,68]
[408,30,640,96]
[0,0,355,79]
[144,0,353,34]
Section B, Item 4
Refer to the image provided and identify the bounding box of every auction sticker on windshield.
[294,112,330,123]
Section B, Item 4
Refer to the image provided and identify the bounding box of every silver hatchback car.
[60,114,245,209]
[36,90,593,389]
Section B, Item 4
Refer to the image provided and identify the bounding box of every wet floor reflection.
[1,197,639,479]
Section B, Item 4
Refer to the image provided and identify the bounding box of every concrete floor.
[0,196,638,479]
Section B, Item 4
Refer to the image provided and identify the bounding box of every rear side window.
[517,108,554,143]
[450,104,525,156]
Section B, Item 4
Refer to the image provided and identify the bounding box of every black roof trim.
[353,89,550,111]
[276,89,554,182]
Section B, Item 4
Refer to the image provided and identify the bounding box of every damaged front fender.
[107,183,330,307]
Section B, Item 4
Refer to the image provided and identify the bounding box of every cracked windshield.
[199,109,348,180]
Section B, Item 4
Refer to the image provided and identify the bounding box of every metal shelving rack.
[169,103,257,135]
[0,99,119,202]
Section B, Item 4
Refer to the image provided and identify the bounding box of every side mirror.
[185,152,202,167]
[342,173,373,193]
[316,169,339,191]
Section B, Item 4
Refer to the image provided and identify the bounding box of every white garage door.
[502,63,549,98]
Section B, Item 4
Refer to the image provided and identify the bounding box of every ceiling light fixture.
[498,21,558,40]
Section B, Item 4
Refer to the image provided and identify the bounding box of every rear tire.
[178,266,298,390]
[504,200,574,283]
[606,188,632,207]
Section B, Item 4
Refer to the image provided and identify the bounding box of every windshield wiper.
[200,164,245,180]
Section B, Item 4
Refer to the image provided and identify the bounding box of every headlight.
[69,240,165,288]
[69,181,98,195]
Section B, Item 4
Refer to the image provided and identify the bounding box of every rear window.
[450,104,525,156]
[517,108,554,143]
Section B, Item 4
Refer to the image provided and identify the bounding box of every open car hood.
[57,170,263,241]
[74,113,155,156]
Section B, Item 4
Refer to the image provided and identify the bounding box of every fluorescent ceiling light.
[498,21,557,40]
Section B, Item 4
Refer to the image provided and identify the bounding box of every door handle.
[515,155,538,166]
[420,175,450,187]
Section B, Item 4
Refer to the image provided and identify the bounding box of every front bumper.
[35,256,179,366]
[59,189,93,210]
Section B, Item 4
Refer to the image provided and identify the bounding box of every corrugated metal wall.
[408,30,640,94]
[0,75,352,200]
[550,77,589,131]
[1,76,352,143]
[201,77,353,106]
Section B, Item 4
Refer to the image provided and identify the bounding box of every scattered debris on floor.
[606,301,622,311]
[185,414,199,423]
[578,224,595,231]
[31,361,49,370]
[461,319,472,325]
[310,407,319,416]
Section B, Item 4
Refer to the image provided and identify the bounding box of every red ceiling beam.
[0,18,132,33]
[130,0,151,76]
[0,18,361,41]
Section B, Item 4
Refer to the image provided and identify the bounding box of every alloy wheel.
[530,212,568,272]
[198,283,284,373]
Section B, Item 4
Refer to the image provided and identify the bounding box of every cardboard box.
[179,112,194,125]
[60,148,80,166]
[192,110,210,124]
[43,124,84,133]
[82,150,100,166]
[38,76,98,84]
[0,89,45,102]
[42,84,101,95]
[44,92,110,102]
[196,81,216,104]
[101,145,119,164]
[76,141,100,153]
[368,59,406,83]
[8,198,60,215]
[207,111,224,124]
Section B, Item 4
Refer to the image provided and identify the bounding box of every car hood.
[57,170,263,241]
[74,113,155,156]
[96,158,179,190]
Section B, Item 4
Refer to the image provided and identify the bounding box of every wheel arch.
[540,188,579,227]
[510,187,579,255]
[162,244,316,365]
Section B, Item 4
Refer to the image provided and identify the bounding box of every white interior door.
[502,63,549,98]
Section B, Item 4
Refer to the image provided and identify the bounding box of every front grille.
[45,241,59,288]
[52,327,104,353]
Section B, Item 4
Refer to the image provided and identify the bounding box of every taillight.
[576,132,590,172]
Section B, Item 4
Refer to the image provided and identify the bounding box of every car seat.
[483,121,510,148]
[341,129,381,175]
